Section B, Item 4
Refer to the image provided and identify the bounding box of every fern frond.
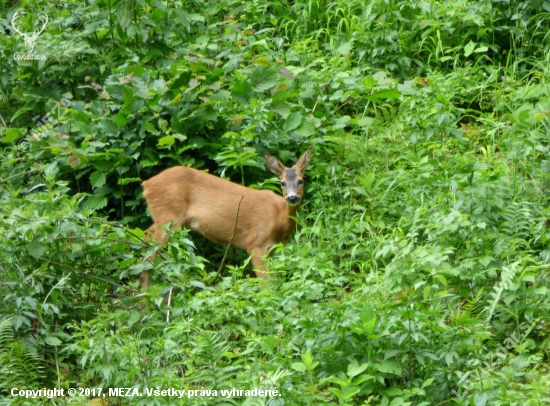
[0,318,43,392]
[460,288,485,319]
[188,331,241,388]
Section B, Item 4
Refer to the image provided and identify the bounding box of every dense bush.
[1,0,550,405]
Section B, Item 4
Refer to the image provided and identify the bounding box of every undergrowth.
[1,0,550,404]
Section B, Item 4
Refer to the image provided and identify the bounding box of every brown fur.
[141,147,313,287]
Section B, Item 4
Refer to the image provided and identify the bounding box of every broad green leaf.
[328,388,345,401]
[117,3,133,29]
[354,373,375,385]
[45,162,59,178]
[118,177,141,185]
[168,93,182,105]
[337,40,353,55]
[83,195,108,210]
[375,360,402,376]
[464,40,476,57]
[328,386,361,404]
[361,76,378,87]
[140,159,158,167]
[331,115,351,130]
[347,360,369,377]
[158,118,168,132]
[232,80,253,104]
[272,90,297,101]
[99,118,118,134]
[43,336,63,346]
[90,171,107,189]
[418,20,433,29]
[189,63,208,72]
[321,375,350,386]
[270,100,290,118]
[301,349,319,370]
[250,67,279,92]
[3,128,21,143]
[131,228,145,239]
[291,362,307,372]
[388,397,407,406]
[301,349,314,365]
[521,274,535,283]
[365,90,401,102]
[421,378,434,389]
[158,135,175,147]
[357,175,374,191]
[115,113,128,127]
[144,122,159,135]
[189,280,206,289]
[385,388,403,396]
[13,316,27,331]
[340,386,360,400]
[294,120,315,137]
[26,241,46,259]
[195,106,218,122]
[128,311,141,327]
[92,158,113,172]
[210,90,230,101]
[284,112,302,131]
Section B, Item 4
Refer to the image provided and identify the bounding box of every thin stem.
[212,195,244,284]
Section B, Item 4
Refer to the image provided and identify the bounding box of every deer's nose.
[286,195,300,204]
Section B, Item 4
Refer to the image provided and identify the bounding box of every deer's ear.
[265,153,286,176]
[295,147,313,173]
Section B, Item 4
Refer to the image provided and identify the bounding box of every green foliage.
[0,319,43,393]
[1,0,550,405]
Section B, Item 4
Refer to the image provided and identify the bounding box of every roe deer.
[140,147,313,287]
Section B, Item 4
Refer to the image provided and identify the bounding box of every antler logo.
[11,11,48,54]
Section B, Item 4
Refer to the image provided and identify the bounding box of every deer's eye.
[281,182,286,187]
[298,179,303,185]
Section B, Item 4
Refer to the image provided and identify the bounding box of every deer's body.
[141,148,312,287]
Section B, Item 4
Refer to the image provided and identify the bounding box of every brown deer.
[140,147,313,287]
